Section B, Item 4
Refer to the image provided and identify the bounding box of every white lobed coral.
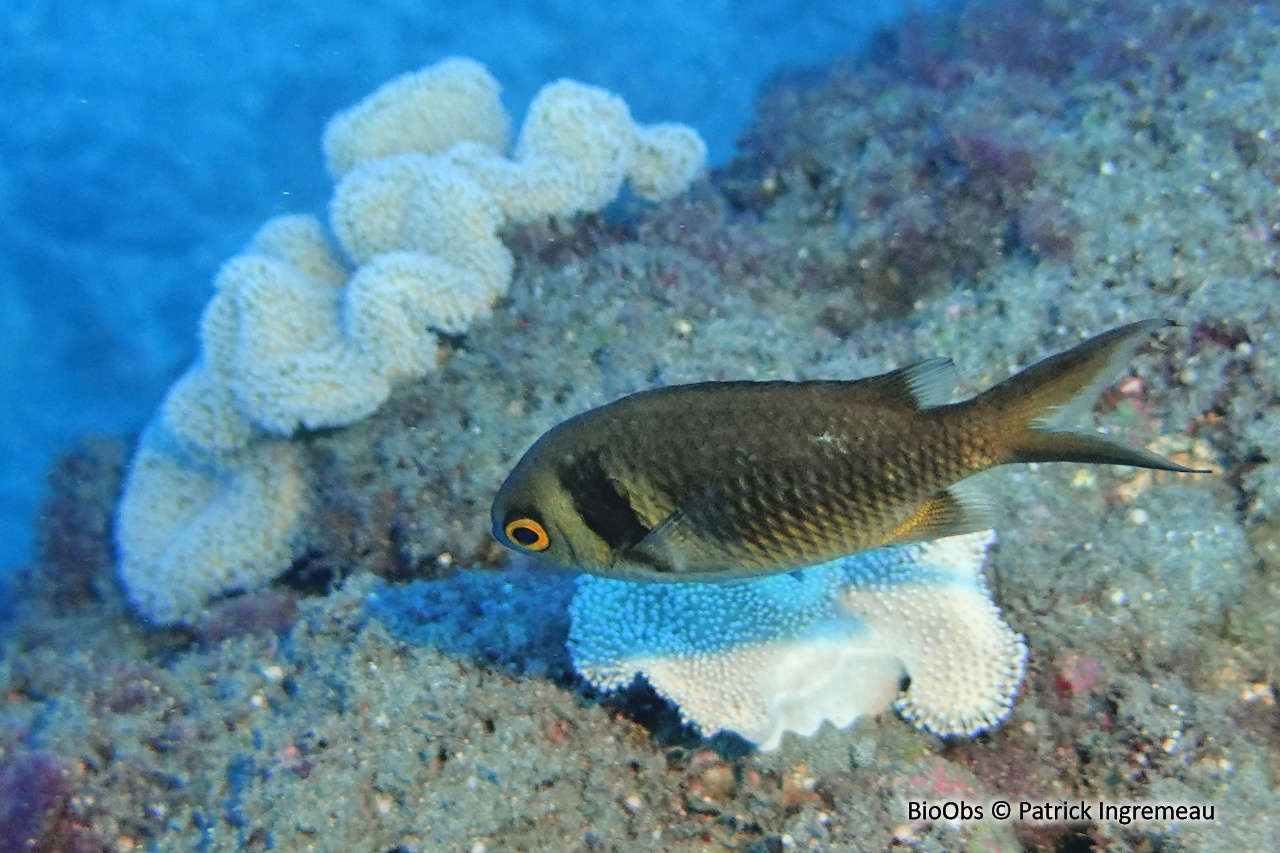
[116,426,308,626]
[628,123,709,202]
[842,532,1029,736]
[116,58,707,624]
[176,58,705,448]
[165,214,388,443]
[321,57,510,180]
[569,531,1026,751]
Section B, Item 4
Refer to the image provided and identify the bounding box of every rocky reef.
[4,0,1280,850]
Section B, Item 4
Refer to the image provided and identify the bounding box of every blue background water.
[0,0,943,577]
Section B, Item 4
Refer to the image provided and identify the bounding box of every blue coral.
[569,531,1025,748]
[570,541,967,674]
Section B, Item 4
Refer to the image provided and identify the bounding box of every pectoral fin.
[624,481,739,575]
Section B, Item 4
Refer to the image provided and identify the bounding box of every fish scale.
[492,320,1208,582]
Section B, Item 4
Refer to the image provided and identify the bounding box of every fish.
[491,319,1207,581]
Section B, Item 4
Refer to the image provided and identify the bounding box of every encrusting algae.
[493,319,1208,580]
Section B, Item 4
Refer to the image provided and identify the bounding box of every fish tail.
[976,319,1208,473]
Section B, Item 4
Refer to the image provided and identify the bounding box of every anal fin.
[881,480,996,546]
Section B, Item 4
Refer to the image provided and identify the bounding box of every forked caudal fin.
[975,319,1210,473]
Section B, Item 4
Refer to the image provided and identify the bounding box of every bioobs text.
[907,801,985,821]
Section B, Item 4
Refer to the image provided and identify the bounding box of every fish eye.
[504,517,550,551]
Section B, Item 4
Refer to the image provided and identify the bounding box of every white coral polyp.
[630,124,709,201]
[158,363,257,457]
[514,80,634,214]
[844,581,1028,737]
[250,214,349,286]
[116,430,308,625]
[329,155,430,265]
[321,57,510,180]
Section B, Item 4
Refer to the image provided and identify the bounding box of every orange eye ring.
[504,518,550,551]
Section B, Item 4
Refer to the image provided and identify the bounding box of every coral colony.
[570,531,1025,749]
[115,58,706,624]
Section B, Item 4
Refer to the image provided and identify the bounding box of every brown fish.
[492,319,1206,581]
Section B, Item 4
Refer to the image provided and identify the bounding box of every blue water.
[0,0,945,577]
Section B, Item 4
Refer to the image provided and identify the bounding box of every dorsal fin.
[852,358,958,410]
